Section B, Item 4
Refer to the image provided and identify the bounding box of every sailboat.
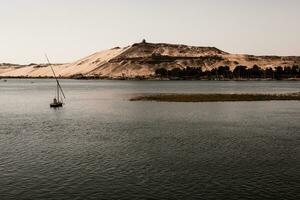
[45,55,66,108]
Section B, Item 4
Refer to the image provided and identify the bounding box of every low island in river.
[130,93,300,102]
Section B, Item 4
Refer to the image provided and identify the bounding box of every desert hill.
[1,41,300,78]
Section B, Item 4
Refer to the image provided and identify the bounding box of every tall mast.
[57,84,59,101]
[45,54,66,100]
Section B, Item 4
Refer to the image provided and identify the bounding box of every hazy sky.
[1,0,300,64]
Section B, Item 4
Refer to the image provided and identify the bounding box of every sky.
[0,0,300,64]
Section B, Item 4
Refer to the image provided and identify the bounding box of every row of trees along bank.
[155,65,300,80]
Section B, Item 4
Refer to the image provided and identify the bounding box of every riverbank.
[1,76,300,81]
[130,93,300,102]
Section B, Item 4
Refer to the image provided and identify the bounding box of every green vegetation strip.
[130,93,300,102]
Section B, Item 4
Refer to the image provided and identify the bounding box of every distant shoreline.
[1,42,300,80]
[1,76,300,81]
[130,93,300,102]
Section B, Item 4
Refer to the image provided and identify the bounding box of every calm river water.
[0,79,299,200]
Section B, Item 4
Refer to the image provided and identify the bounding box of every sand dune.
[1,42,300,78]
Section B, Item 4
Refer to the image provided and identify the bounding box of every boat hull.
[50,103,63,108]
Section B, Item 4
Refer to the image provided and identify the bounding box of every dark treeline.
[155,65,300,80]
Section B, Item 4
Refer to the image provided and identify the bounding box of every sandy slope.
[0,47,129,77]
[0,64,23,74]
[1,42,300,78]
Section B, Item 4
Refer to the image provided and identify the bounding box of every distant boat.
[45,55,66,108]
